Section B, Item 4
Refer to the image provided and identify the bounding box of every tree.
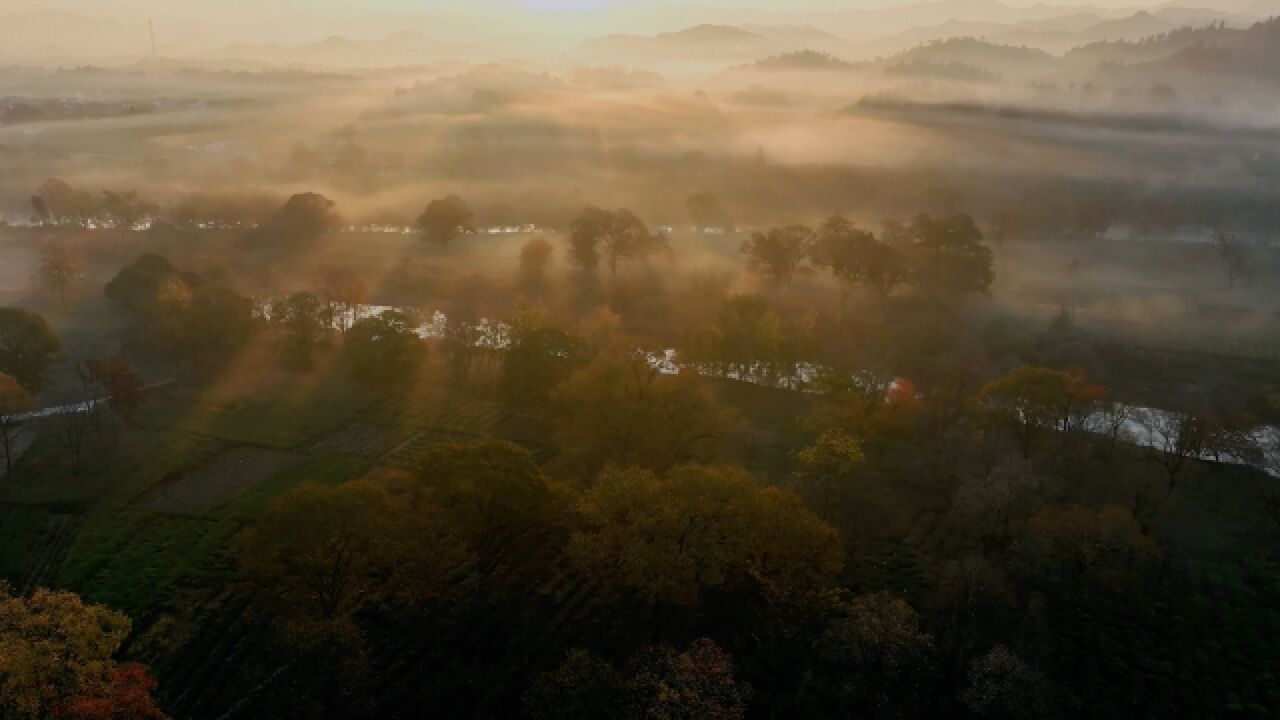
[518,236,554,297]
[551,347,731,476]
[687,192,733,231]
[527,640,750,720]
[63,664,166,720]
[811,593,935,719]
[249,192,342,251]
[688,294,782,383]
[812,216,907,319]
[568,207,665,278]
[317,266,370,334]
[499,325,583,408]
[270,292,327,370]
[413,441,561,572]
[345,310,425,388]
[0,307,61,393]
[99,190,156,231]
[1213,231,1249,288]
[741,225,813,291]
[36,245,84,303]
[0,373,34,474]
[891,213,993,301]
[630,639,751,720]
[980,366,1105,458]
[240,482,403,619]
[0,585,163,720]
[183,285,258,374]
[792,428,867,523]
[570,464,842,607]
[416,195,475,246]
[962,646,1061,720]
[1010,505,1158,595]
[84,357,145,420]
[104,254,199,315]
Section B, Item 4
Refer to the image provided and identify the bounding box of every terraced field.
[138,447,307,514]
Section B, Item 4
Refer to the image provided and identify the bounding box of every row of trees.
[742,213,995,307]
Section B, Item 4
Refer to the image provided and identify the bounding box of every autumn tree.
[62,664,166,720]
[551,347,731,476]
[104,254,200,315]
[344,310,425,388]
[35,244,84,303]
[0,373,34,474]
[806,374,920,461]
[741,225,813,291]
[570,464,842,607]
[0,307,61,393]
[980,366,1106,458]
[568,207,665,278]
[518,236,555,297]
[0,585,164,719]
[416,195,475,246]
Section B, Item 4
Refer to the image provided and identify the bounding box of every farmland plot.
[139,447,306,513]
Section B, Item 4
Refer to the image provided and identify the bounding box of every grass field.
[139,447,306,514]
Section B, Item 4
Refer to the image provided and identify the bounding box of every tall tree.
[568,207,665,278]
[270,292,327,370]
[0,307,61,393]
[416,195,476,246]
[36,245,84,303]
[741,225,813,291]
[518,236,554,297]
[890,213,993,301]
[812,216,908,319]
[551,346,731,476]
[240,482,403,620]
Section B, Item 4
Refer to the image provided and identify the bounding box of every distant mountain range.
[576,23,850,66]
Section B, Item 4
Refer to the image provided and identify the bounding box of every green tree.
[0,307,61,393]
[344,311,425,389]
[416,195,475,246]
[792,428,867,523]
[688,294,782,382]
[812,216,908,320]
